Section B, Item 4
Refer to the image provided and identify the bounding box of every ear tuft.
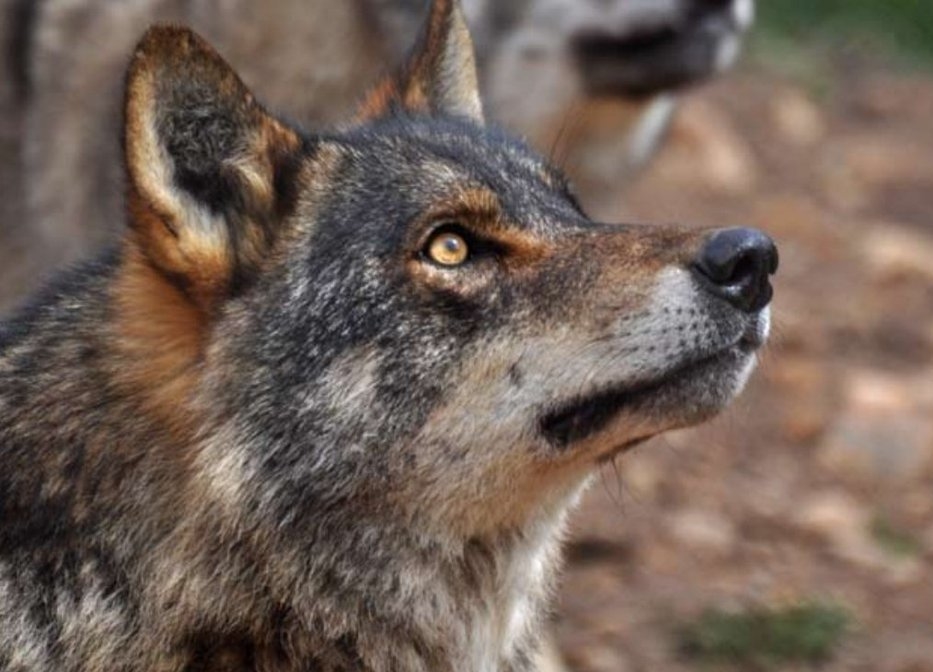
[124,25,302,310]
[359,0,483,124]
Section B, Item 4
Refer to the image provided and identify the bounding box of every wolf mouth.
[573,12,738,96]
[539,341,752,449]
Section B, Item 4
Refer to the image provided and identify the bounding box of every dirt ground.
[553,64,933,671]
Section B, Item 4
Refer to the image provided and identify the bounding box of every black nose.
[692,227,778,313]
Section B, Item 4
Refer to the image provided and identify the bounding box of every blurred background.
[555,2,933,670]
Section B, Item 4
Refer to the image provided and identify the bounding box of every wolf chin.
[0,0,776,669]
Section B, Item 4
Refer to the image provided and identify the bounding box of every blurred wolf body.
[0,0,753,310]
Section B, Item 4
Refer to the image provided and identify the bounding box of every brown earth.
[554,65,933,671]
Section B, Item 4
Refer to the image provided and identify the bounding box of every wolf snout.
[691,227,778,313]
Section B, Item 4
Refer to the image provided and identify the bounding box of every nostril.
[728,250,763,286]
[692,227,778,313]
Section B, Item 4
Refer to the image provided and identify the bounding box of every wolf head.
[120,0,775,540]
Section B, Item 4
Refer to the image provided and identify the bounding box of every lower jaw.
[540,345,755,450]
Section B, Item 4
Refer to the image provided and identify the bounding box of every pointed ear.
[359,0,483,124]
[123,25,304,310]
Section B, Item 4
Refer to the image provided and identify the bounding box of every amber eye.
[426,230,470,267]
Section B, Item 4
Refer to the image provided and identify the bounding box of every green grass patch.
[678,601,852,668]
[753,0,933,74]
[870,516,923,559]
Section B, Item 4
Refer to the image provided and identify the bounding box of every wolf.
[0,0,776,669]
[0,0,754,310]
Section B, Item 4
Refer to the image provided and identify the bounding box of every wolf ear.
[123,25,303,310]
[359,0,484,124]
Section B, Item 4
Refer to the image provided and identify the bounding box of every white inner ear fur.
[133,99,232,253]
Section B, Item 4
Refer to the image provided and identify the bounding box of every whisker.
[548,102,586,171]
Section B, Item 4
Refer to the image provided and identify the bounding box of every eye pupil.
[427,230,470,266]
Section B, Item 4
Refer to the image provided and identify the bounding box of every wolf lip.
[539,344,744,449]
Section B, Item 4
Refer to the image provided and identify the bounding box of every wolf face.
[191,121,773,539]
[0,0,774,667]
[119,6,773,540]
